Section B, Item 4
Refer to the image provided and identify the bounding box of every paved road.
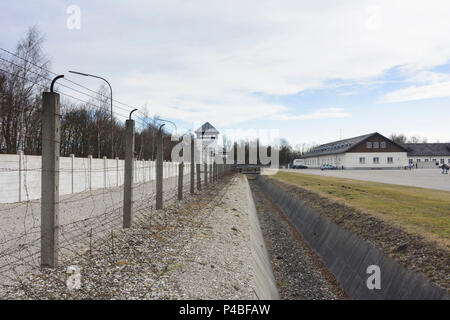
[276,168,450,191]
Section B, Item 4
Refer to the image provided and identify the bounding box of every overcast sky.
[1,0,450,146]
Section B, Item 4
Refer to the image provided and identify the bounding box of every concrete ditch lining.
[257,176,448,300]
[244,175,280,300]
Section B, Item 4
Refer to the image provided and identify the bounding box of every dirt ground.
[267,177,450,293]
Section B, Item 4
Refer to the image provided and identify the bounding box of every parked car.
[320,164,337,170]
[292,165,308,169]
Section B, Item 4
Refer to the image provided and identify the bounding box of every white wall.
[302,153,346,168]
[302,152,407,169]
[344,152,407,169]
[0,153,188,203]
[407,156,450,167]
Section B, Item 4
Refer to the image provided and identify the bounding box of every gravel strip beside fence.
[0,174,260,299]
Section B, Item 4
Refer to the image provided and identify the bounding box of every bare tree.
[0,26,50,154]
[389,133,408,144]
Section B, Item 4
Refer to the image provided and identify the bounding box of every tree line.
[0,27,177,160]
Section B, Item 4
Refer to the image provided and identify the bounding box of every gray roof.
[402,143,450,156]
[301,133,376,158]
[195,122,219,135]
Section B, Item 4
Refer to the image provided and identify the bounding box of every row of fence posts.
[40,91,232,268]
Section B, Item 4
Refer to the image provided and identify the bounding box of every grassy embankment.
[270,171,450,248]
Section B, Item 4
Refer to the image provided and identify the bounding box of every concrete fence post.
[178,162,184,200]
[70,154,75,194]
[204,162,208,187]
[116,157,119,187]
[156,129,164,209]
[41,92,60,268]
[190,137,195,194]
[123,119,135,228]
[88,155,92,190]
[209,163,213,183]
[151,161,154,181]
[196,163,201,191]
[17,150,23,202]
[103,156,107,188]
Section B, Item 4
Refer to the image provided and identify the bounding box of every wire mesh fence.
[0,46,235,297]
[0,152,232,295]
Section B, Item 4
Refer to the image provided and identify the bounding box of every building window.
[425,159,429,162]
[448,159,450,164]
[381,141,386,148]
[373,157,379,164]
[409,159,413,164]
[373,141,379,148]
[359,157,365,164]
[433,159,437,162]
[416,159,421,163]
[366,142,372,149]
[440,159,445,164]
[387,157,393,164]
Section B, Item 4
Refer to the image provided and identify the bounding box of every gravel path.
[249,180,346,300]
[170,175,253,299]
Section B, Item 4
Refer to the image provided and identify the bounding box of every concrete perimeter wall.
[244,176,280,300]
[257,176,448,300]
[0,153,189,203]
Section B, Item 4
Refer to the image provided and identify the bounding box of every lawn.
[269,171,450,247]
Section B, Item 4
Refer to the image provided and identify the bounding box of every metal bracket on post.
[50,75,64,93]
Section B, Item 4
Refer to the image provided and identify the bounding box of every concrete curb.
[257,176,448,300]
[244,175,280,300]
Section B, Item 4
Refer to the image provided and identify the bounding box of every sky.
[1,0,450,147]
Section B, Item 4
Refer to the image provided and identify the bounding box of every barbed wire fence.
[0,49,234,297]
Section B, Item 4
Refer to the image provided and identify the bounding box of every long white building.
[300,132,409,169]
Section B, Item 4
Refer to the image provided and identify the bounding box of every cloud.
[5,0,450,126]
[381,80,450,103]
[275,108,351,121]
